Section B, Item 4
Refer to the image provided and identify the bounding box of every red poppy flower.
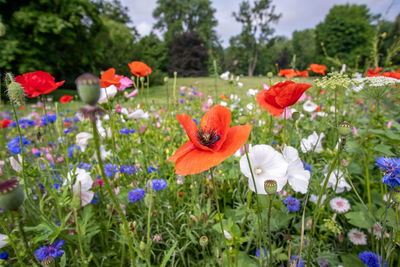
[128,61,152,77]
[168,105,251,175]
[219,94,227,101]
[382,72,400,80]
[295,70,309,78]
[101,68,123,88]
[256,81,312,117]
[1,118,12,128]
[308,64,327,75]
[59,95,73,104]
[15,71,64,98]
[366,67,382,77]
[278,69,296,78]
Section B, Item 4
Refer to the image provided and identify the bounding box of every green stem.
[209,168,231,267]
[91,118,136,266]
[267,196,274,265]
[283,108,287,144]
[73,207,87,266]
[234,189,252,266]
[0,219,25,265]
[145,181,154,266]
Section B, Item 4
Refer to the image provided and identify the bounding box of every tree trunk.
[248,48,258,77]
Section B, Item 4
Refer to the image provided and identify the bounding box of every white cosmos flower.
[75,132,93,152]
[9,156,22,173]
[329,197,350,213]
[237,82,243,88]
[348,229,367,245]
[94,145,111,162]
[0,234,8,248]
[309,194,326,205]
[96,120,106,138]
[303,100,318,113]
[98,85,118,103]
[220,71,230,80]
[220,101,227,107]
[246,103,254,111]
[282,146,310,194]
[240,145,289,194]
[300,131,325,153]
[127,109,149,120]
[247,89,258,96]
[322,169,351,193]
[64,168,94,207]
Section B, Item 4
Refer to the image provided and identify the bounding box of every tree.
[232,0,280,76]
[168,31,208,77]
[315,4,375,70]
[291,29,316,70]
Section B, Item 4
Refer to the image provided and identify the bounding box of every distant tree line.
[0,0,399,87]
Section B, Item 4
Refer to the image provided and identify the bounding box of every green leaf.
[160,242,178,267]
[345,211,374,229]
[341,254,364,267]
[373,144,395,156]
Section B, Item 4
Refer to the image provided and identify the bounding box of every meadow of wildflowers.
[0,65,399,267]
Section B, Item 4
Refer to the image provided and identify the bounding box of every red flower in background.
[1,118,12,128]
[366,67,382,77]
[278,69,296,78]
[60,95,73,104]
[15,71,64,98]
[295,70,309,78]
[168,105,251,175]
[382,71,400,80]
[101,68,123,88]
[308,64,327,75]
[256,81,312,117]
[128,61,152,77]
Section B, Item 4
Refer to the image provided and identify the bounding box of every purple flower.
[284,197,301,212]
[120,165,136,175]
[359,251,387,267]
[7,136,31,154]
[35,240,65,262]
[148,179,167,191]
[128,188,145,202]
[290,255,304,267]
[375,156,400,189]
[255,248,268,261]
[104,163,118,178]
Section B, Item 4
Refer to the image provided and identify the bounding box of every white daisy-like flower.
[75,132,93,152]
[303,100,318,113]
[309,194,327,205]
[363,76,400,87]
[0,234,8,248]
[247,89,258,96]
[282,146,310,194]
[240,145,289,194]
[300,131,325,153]
[237,82,243,88]
[329,197,351,213]
[220,71,230,80]
[322,169,351,193]
[127,109,149,120]
[220,101,228,107]
[64,168,94,207]
[348,229,367,245]
[368,223,387,239]
[98,85,118,103]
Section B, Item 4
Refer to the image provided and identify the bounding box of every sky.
[121,0,399,47]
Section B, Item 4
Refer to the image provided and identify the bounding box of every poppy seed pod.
[338,122,352,136]
[292,112,300,121]
[0,179,25,211]
[264,180,277,195]
[199,236,208,247]
[75,73,100,106]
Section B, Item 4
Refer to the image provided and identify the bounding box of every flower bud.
[139,241,146,251]
[264,180,277,195]
[163,77,169,83]
[267,72,273,78]
[338,122,352,136]
[6,73,25,106]
[199,236,208,247]
[0,179,25,211]
[292,112,300,121]
[238,116,247,125]
[392,191,400,204]
[75,73,100,106]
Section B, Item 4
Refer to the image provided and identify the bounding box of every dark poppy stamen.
[0,179,19,194]
[198,129,220,148]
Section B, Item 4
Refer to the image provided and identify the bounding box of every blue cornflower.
[359,251,387,267]
[147,166,158,174]
[284,197,301,212]
[193,118,199,125]
[64,129,73,134]
[179,99,184,103]
[91,193,100,204]
[375,156,400,188]
[104,163,118,178]
[7,136,31,154]
[11,119,37,128]
[149,179,167,191]
[255,248,268,261]
[128,188,145,202]
[290,255,305,267]
[77,162,92,171]
[120,165,136,175]
[120,128,136,135]
[68,145,80,158]
[41,114,57,126]
[302,161,312,172]
[0,251,8,260]
[63,118,71,123]
[180,92,185,96]
[35,240,65,262]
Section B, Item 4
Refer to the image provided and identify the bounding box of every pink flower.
[139,125,147,133]
[118,77,133,91]
[197,92,204,98]
[262,83,269,90]
[320,89,326,95]
[281,107,291,119]
[116,104,122,113]
[387,121,393,128]
[93,179,104,187]
[310,113,317,121]
[32,148,40,155]
[126,89,139,98]
[180,86,185,93]
[298,92,307,102]
[353,127,359,136]
[46,153,54,163]
[56,157,64,163]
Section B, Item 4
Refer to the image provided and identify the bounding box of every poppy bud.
[338,122,352,136]
[199,236,208,247]
[292,112,300,121]
[264,180,277,195]
[163,77,169,83]
[238,116,247,125]
[267,72,273,78]
[139,241,146,251]
[75,73,100,106]
[0,179,25,211]
[392,190,400,204]
[6,73,25,106]
[0,22,5,36]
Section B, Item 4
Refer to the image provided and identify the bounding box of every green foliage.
[315,4,375,70]
[291,29,316,70]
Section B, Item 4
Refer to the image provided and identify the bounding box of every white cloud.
[137,22,152,36]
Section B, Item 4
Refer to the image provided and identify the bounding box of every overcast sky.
[121,0,399,47]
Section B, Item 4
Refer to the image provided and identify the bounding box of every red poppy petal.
[256,90,284,117]
[174,124,251,175]
[168,141,196,162]
[200,105,231,151]
[177,114,212,151]
[274,83,312,108]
